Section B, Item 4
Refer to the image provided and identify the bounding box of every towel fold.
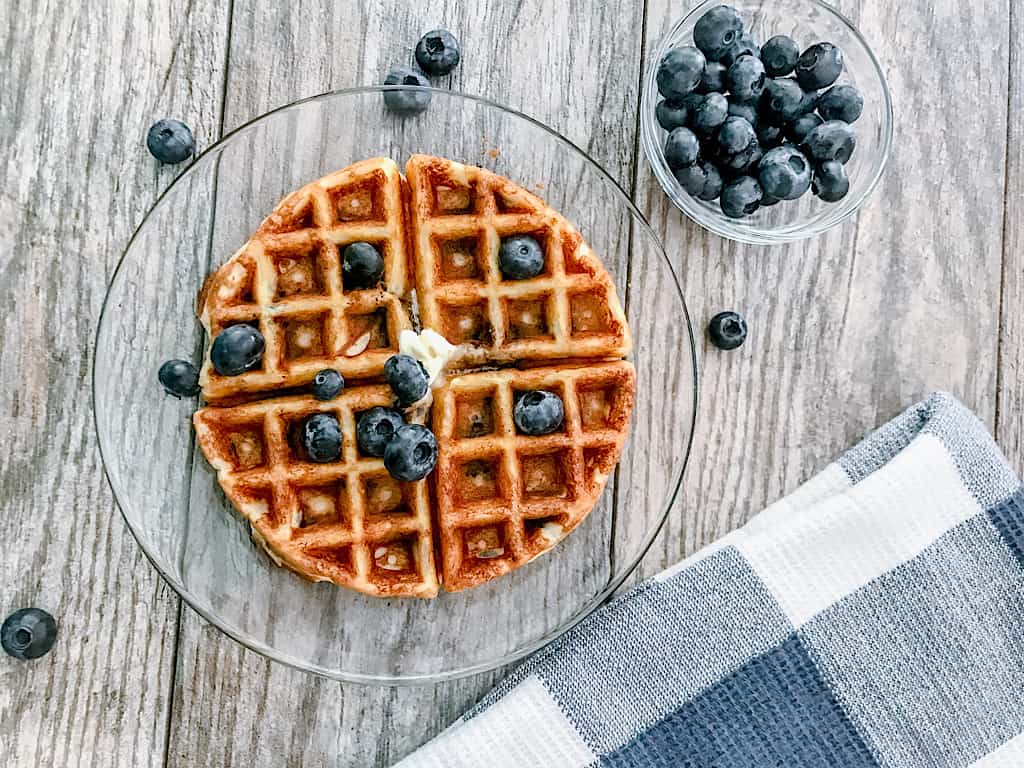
[396,393,1024,768]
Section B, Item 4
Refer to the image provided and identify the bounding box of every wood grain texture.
[0,1,228,767]
[630,0,1011,577]
[166,2,647,767]
[997,1,1022,469]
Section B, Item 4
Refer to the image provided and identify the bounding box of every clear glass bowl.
[641,0,893,244]
[94,87,698,684]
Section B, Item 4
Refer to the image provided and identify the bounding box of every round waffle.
[193,155,635,597]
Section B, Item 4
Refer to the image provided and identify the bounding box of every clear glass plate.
[94,87,698,683]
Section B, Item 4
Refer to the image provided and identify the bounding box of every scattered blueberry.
[759,78,812,125]
[761,35,800,77]
[342,242,384,288]
[795,42,844,90]
[816,84,864,123]
[675,161,724,201]
[414,29,461,76]
[717,115,756,155]
[720,175,763,218]
[357,407,405,458]
[692,92,729,135]
[384,424,438,482]
[312,369,344,401]
[158,359,200,398]
[802,120,857,164]
[727,98,758,128]
[383,67,431,115]
[664,127,701,168]
[656,99,690,130]
[304,413,342,463]
[726,55,766,102]
[656,46,707,99]
[693,4,744,61]
[514,390,564,436]
[385,354,429,406]
[146,119,195,164]
[697,62,728,94]
[788,113,823,144]
[721,36,760,68]
[756,122,784,149]
[2,608,57,660]
[210,324,264,377]
[812,160,850,202]
[758,145,812,200]
[499,235,545,279]
[708,311,748,350]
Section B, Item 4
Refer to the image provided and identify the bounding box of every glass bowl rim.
[640,0,894,245]
[93,84,700,685]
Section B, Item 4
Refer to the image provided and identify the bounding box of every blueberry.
[513,390,564,436]
[759,78,812,125]
[664,127,701,168]
[656,46,707,100]
[722,142,762,174]
[383,67,431,115]
[384,353,429,406]
[304,413,342,463]
[693,5,743,61]
[2,608,57,660]
[708,311,748,350]
[342,242,384,288]
[761,35,799,77]
[697,62,728,94]
[384,424,438,482]
[721,36,760,68]
[656,99,689,130]
[312,369,344,401]
[802,120,856,164]
[728,98,758,128]
[761,194,781,207]
[720,176,763,218]
[158,359,200,398]
[795,42,844,90]
[757,145,812,200]
[414,29,461,76]
[817,84,864,123]
[756,122,784,148]
[210,324,264,377]
[812,160,850,202]
[788,113,823,144]
[727,55,766,102]
[146,119,194,164]
[692,92,729,135]
[499,235,545,279]
[674,161,724,201]
[716,115,756,155]
[357,407,405,458]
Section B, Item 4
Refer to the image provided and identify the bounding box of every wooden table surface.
[2,0,1022,765]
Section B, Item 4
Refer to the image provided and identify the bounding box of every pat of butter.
[399,328,456,387]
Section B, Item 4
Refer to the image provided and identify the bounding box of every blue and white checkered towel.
[396,393,1024,767]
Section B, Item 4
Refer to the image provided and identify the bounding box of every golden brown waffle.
[431,361,636,591]
[405,154,631,368]
[193,385,439,598]
[197,158,414,403]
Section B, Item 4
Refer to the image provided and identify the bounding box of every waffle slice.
[193,384,439,598]
[405,154,631,368]
[431,361,636,591]
[198,158,414,403]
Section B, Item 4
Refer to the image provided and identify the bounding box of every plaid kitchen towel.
[395,393,1024,768]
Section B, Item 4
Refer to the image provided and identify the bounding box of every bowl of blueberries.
[642,0,893,244]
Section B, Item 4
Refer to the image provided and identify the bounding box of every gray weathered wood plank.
[0,1,228,767]
[630,0,1010,584]
[166,1,646,766]
[997,2,1022,469]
